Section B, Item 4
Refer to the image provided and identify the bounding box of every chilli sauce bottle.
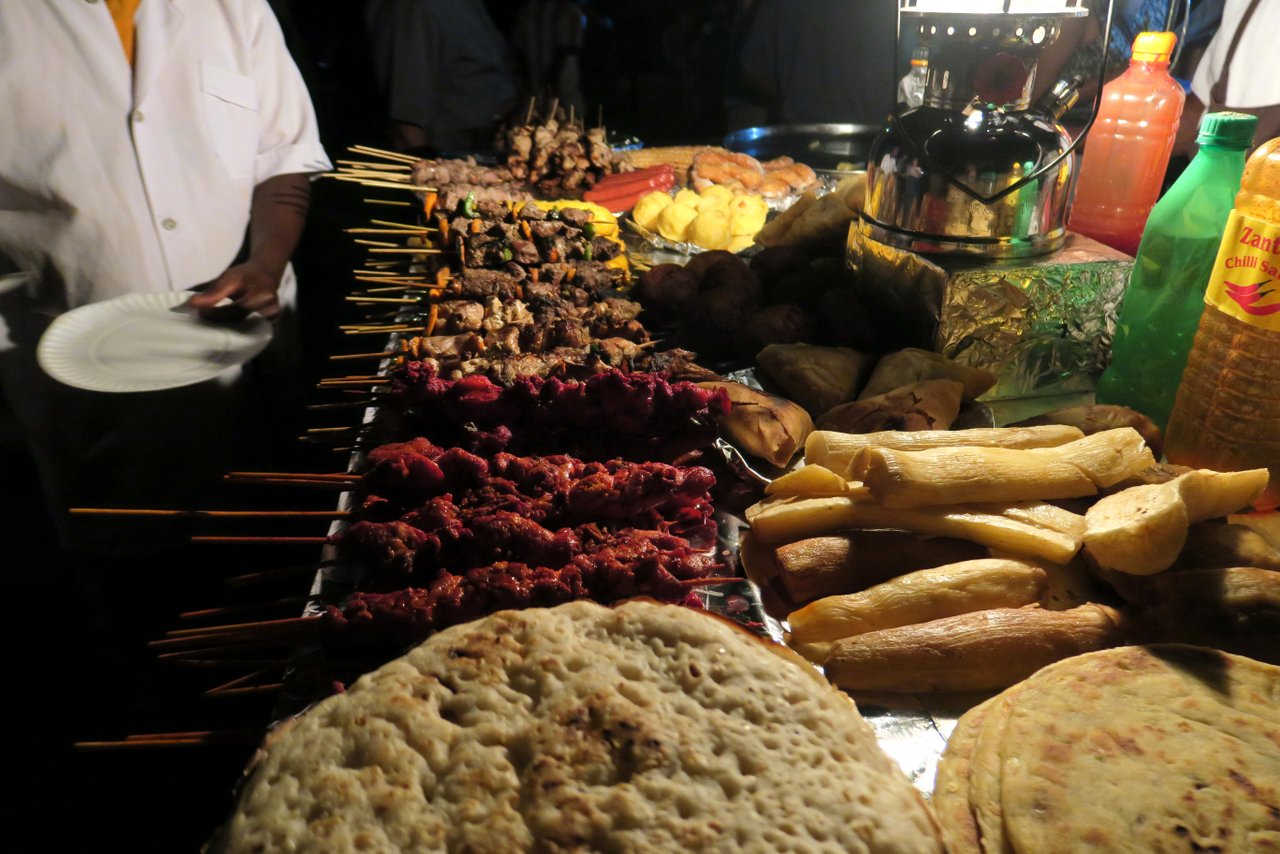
[1095,112,1258,430]
[1164,136,1280,510]
[1069,32,1185,256]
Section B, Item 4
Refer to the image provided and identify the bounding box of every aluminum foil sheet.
[848,226,1132,416]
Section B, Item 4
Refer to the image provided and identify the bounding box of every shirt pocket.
[199,62,260,181]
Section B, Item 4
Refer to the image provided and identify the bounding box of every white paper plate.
[37,291,273,393]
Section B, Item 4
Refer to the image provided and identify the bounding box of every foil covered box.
[848,228,1132,418]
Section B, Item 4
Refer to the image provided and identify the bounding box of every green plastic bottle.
[1095,112,1258,429]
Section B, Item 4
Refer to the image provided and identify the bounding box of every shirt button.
[132,110,144,123]
[161,218,178,231]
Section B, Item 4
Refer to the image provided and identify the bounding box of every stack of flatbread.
[215,600,943,853]
[934,645,1280,853]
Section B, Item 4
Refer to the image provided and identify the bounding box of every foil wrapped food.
[848,227,1132,419]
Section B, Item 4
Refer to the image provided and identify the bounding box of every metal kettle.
[860,0,1108,259]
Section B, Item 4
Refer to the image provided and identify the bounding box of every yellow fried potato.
[687,209,732,250]
[728,234,756,253]
[698,184,735,204]
[656,202,698,243]
[673,188,702,208]
[730,204,767,237]
[631,191,672,232]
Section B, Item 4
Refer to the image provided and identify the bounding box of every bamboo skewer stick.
[207,682,284,699]
[329,176,427,192]
[76,730,263,750]
[363,199,413,207]
[315,379,390,387]
[366,247,444,254]
[180,596,311,621]
[353,238,402,248]
[204,667,274,696]
[345,228,433,235]
[371,219,428,230]
[344,295,421,305]
[69,508,349,519]
[224,558,346,588]
[335,159,411,171]
[350,144,421,163]
[191,536,332,545]
[329,351,398,361]
[224,471,357,481]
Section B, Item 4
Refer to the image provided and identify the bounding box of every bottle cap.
[1197,111,1259,149]
[1131,31,1176,63]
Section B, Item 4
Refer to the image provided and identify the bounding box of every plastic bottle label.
[1204,210,1280,332]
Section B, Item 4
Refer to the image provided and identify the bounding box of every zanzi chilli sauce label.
[1205,210,1280,331]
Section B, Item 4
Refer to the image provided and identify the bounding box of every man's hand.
[188,258,285,322]
[188,172,311,322]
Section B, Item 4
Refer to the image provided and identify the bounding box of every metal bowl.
[723,123,882,174]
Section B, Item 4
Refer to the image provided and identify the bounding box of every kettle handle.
[887,0,1115,206]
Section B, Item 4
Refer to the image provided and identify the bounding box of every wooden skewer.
[168,658,290,668]
[366,247,443,254]
[363,198,413,207]
[316,379,390,388]
[329,350,398,361]
[335,159,411,171]
[350,144,421,163]
[206,682,284,699]
[191,535,331,545]
[330,176,426,192]
[305,426,355,434]
[346,228,433,236]
[224,471,357,481]
[329,170,412,184]
[352,238,402,248]
[678,577,744,587]
[165,614,318,638]
[342,327,412,336]
[180,596,311,622]
[76,733,261,749]
[371,219,428,230]
[223,557,346,588]
[357,285,414,293]
[306,399,375,411]
[126,729,263,742]
[225,477,353,487]
[70,507,348,519]
[344,295,421,305]
[204,667,274,696]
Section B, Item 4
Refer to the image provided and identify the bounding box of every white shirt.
[0,0,331,552]
[1191,0,1280,109]
[0,0,331,348]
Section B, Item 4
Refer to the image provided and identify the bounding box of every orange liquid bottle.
[1164,137,1280,510]
[1069,32,1185,256]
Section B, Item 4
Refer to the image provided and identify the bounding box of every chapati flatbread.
[999,645,1280,854]
[968,690,1019,854]
[931,698,993,854]
[216,601,943,853]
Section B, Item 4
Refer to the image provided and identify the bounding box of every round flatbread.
[216,601,943,853]
[968,690,1020,854]
[999,645,1280,854]
[931,698,993,854]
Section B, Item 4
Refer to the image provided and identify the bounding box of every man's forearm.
[248,172,311,280]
